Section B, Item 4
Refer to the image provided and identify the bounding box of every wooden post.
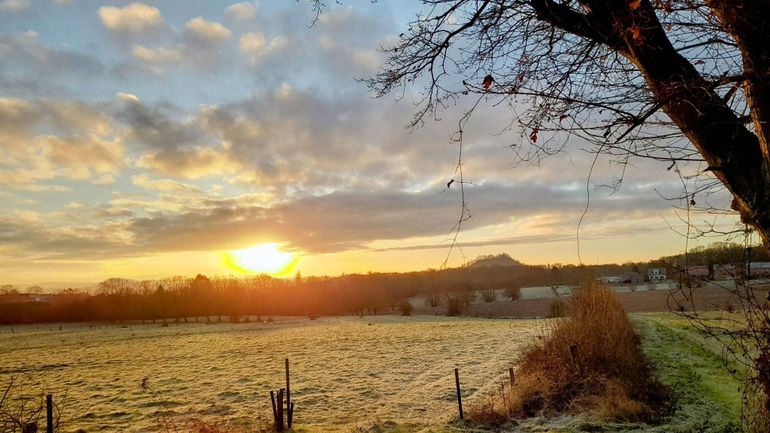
[270,390,277,425]
[508,367,515,387]
[454,368,464,420]
[285,358,292,429]
[288,402,294,429]
[22,422,37,433]
[569,344,583,375]
[276,389,285,431]
[46,394,53,433]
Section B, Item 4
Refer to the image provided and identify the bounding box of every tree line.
[1,258,533,324]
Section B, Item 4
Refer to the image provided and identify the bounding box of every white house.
[648,267,667,281]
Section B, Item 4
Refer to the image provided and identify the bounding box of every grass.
[165,312,747,433]
[632,313,742,433]
[356,312,743,433]
[153,310,745,433]
[466,282,669,425]
[1,311,746,433]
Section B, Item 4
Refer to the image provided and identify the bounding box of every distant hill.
[468,253,523,269]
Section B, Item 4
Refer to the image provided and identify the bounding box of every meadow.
[0,316,542,433]
[0,310,746,433]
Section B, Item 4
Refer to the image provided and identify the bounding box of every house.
[648,267,667,281]
[687,265,710,279]
[598,275,622,284]
[713,263,737,279]
[621,271,644,284]
[749,262,770,277]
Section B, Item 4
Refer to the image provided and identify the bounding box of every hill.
[468,253,523,269]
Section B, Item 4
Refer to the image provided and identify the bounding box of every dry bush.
[469,281,669,425]
[505,287,521,301]
[445,292,464,316]
[397,301,413,316]
[548,299,567,318]
[480,289,498,303]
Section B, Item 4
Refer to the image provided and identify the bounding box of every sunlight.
[223,243,299,276]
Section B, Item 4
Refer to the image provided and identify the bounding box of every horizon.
[0,246,730,291]
[0,1,741,287]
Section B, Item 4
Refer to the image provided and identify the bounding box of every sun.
[223,243,299,276]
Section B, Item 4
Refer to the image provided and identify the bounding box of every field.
[0,316,542,433]
[0,312,744,433]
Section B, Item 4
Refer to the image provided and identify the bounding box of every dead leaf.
[529,128,539,143]
[482,74,494,90]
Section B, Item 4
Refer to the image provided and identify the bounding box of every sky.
[0,0,739,288]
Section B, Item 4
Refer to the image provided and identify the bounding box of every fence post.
[569,344,583,375]
[285,358,292,428]
[454,368,464,420]
[276,389,285,431]
[46,394,53,433]
[270,390,277,426]
[508,367,515,387]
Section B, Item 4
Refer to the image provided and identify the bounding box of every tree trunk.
[611,0,770,251]
[534,0,770,250]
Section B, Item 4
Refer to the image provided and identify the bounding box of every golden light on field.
[223,243,299,276]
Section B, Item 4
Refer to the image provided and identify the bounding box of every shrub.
[480,289,498,302]
[505,286,521,300]
[548,299,567,318]
[398,301,413,316]
[424,294,441,307]
[469,281,669,424]
[445,292,463,316]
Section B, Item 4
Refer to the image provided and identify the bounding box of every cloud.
[130,45,182,74]
[0,98,123,189]
[239,34,289,66]
[136,147,239,179]
[0,0,29,12]
[132,174,204,194]
[224,1,257,22]
[95,174,116,185]
[116,92,139,102]
[122,16,232,74]
[43,134,124,177]
[183,17,231,46]
[239,32,265,53]
[98,3,164,35]
[0,32,104,77]
[115,96,240,178]
[0,212,130,261]
[116,178,679,256]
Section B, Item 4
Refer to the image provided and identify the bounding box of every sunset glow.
[223,244,299,276]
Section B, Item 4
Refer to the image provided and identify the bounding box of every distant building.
[749,262,770,277]
[648,267,667,281]
[621,271,644,284]
[598,275,622,284]
[687,265,710,278]
[713,264,737,279]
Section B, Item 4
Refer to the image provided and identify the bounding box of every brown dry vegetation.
[469,282,670,425]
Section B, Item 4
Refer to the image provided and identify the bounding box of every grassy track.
[631,313,742,433]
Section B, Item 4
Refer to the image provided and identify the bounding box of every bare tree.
[354,0,770,427]
[366,0,770,248]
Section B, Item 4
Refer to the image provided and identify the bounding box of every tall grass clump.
[470,281,669,424]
